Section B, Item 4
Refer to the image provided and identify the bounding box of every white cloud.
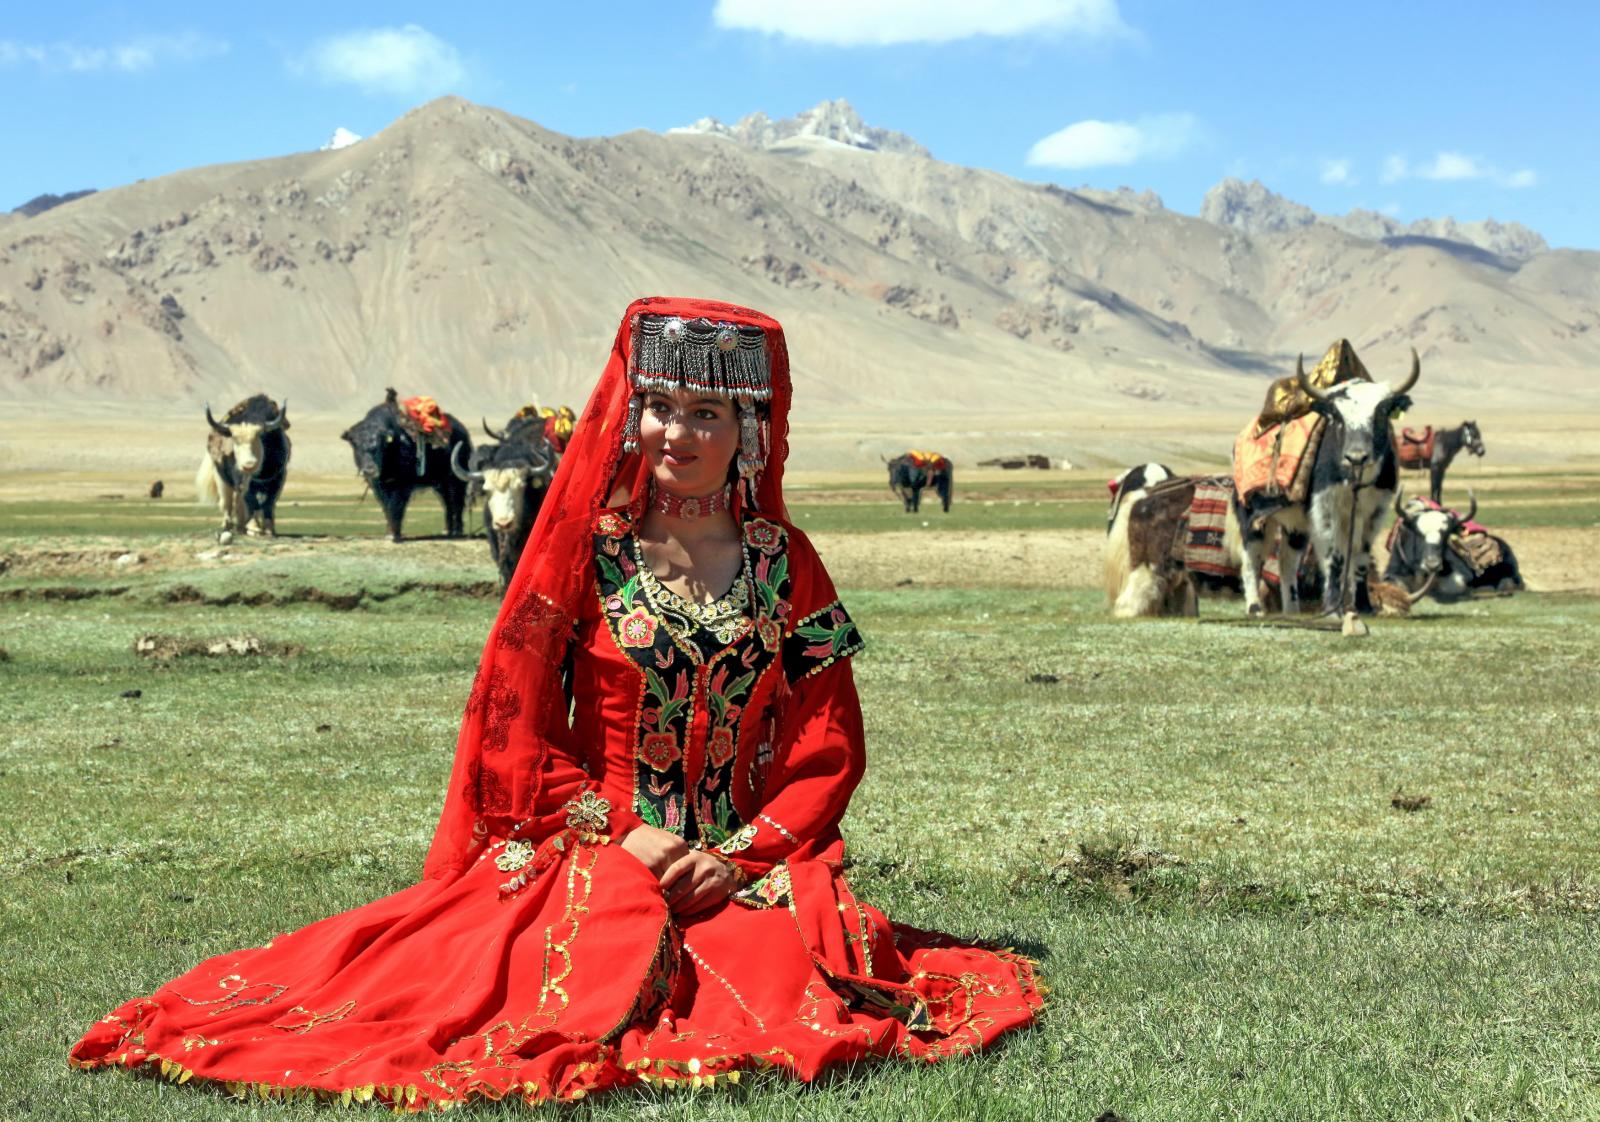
[712,0,1129,46]
[1025,113,1199,169]
[1382,150,1538,189]
[300,25,463,98]
[1320,158,1355,185]
[0,32,226,73]
[1417,151,1484,181]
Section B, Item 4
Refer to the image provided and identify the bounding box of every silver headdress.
[623,313,773,506]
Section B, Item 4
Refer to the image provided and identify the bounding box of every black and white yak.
[1383,490,1525,601]
[341,390,472,542]
[885,453,953,513]
[453,415,559,592]
[1105,462,1174,535]
[195,395,290,537]
[1235,349,1419,616]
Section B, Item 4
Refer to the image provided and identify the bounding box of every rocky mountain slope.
[1202,177,1549,260]
[2,96,1596,424]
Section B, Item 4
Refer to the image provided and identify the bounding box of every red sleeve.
[725,656,866,878]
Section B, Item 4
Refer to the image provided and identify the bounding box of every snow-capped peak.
[667,100,928,158]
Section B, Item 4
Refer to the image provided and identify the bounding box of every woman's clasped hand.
[620,823,740,915]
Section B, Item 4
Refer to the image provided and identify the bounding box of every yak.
[341,389,471,542]
[195,395,290,537]
[454,414,560,592]
[1235,350,1418,616]
[886,452,953,513]
[1383,490,1524,601]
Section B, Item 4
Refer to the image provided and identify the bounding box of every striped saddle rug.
[1181,477,1236,578]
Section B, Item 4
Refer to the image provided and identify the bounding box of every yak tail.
[1221,496,1244,566]
[1113,565,1165,618]
[1103,489,1139,605]
[195,454,221,505]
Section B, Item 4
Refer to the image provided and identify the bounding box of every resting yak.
[196,395,290,537]
[1105,471,1320,617]
[1383,490,1525,601]
[886,452,953,513]
[454,414,560,592]
[1235,350,1418,616]
[341,389,472,542]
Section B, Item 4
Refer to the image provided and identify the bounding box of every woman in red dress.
[71,297,1043,1110]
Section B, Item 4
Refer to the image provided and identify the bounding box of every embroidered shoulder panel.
[782,600,864,683]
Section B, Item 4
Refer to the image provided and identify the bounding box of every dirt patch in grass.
[0,585,131,602]
[134,633,304,660]
[157,580,498,611]
[814,529,1104,589]
[1052,838,1185,902]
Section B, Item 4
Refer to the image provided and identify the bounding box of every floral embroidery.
[465,666,522,752]
[733,863,792,908]
[639,731,681,772]
[596,511,628,537]
[756,614,782,652]
[782,600,864,682]
[466,760,512,815]
[496,838,535,872]
[563,789,611,834]
[496,588,565,651]
[596,515,792,844]
[706,727,736,768]
[715,823,757,854]
[617,607,657,648]
[743,518,783,554]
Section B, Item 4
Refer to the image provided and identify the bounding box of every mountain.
[1201,177,1550,261]
[2,96,1597,425]
[11,189,98,218]
[668,99,930,158]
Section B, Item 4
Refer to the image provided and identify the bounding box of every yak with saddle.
[886,450,953,513]
[454,409,561,593]
[341,389,472,542]
[1232,339,1417,616]
[1104,470,1319,617]
[1383,491,1524,601]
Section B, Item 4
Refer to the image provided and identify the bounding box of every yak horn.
[1295,354,1330,402]
[1406,569,1439,604]
[266,399,287,431]
[1463,487,1477,525]
[1394,347,1421,396]
[482,418,507,441]
[451,442,484,483]
[205,404,232,438]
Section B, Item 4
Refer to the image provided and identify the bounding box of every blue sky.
[4,1,1596,247]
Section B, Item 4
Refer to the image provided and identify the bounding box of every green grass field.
[5,499,1600,1120]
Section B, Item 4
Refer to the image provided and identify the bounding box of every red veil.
[425,297,792,879]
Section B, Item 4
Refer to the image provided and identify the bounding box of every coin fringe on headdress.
[630,314,773,402]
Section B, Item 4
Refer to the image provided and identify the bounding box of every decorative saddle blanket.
[1396,426,1436,467]
[1233,413,1327,506]
[1181,477,1236,578]
[907,450,948,473]
[398,395,452,448]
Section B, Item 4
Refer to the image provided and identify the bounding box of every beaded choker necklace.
[649,483,732,522]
